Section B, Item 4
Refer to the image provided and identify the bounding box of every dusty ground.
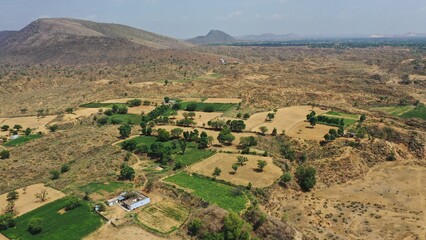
[0,115,57,136]
[0,183,65,216]
[188,153,282,188]
[203,98,242,103]
[287,122,338,141]
[264,161,426,239]
[127,105,155,115]
[84,224,164,240]
[0,233,8,240]
[137,201,189,234]
[174,111,223,127]
[248,106,327,134]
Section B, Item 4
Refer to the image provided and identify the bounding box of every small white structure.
[106,191,150,211]
[10,135,20,140]
[219,58,226,65]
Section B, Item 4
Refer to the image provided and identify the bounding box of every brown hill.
[187,30,236,45]
[0,18,224,65]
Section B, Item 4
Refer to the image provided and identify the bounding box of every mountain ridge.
[187,30,235,45]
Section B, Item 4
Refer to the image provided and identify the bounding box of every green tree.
[0,213,16,230]
[157,128,170,142]
[295,166,316,191]
[1,125,9,131]
[60,164,70,173]
[48,124,58,132]
[239,136,257,148]
[229,120,246,132]
[24,127,32,136]
[280,172,292,186]
[13,124,22,130]
[271,128,277,136]
[188,218,202,236]
[309,117,317,128]
[213,167,222,177]
[243,113,250,119]
[360,114,366,122]
[257,160,267,172]
[127,99,142,107]
[1,150,10,159]
[259,126,268,135]
[122,140,137,151]
[118,124,132,138]
[178,139,187,154]
[27,218,43,235]
[232,163,239,173]
[119,164,135,180]
[306,111,316,121]
[65,107,74,114]
[266,113,275,121]
[186,102,197,111]
[223,212,252,240]
[198,131,209,149]
[171,128,183,138]
[164,97,170,103]
[217,128,235,145]
[7,190,18,201]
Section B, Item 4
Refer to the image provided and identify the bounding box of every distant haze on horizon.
[1,0,426,39]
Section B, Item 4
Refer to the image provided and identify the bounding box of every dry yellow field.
[0,115,57,136]
[287,122,338,141]
[174,111,223,127]
[248,106,327,134]
[127,105,155,115]
[84,224,164,240]
[188,153,282,188]
[0,183,66,216]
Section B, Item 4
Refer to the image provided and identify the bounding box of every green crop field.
[325,111,359,119]
[1,198,103,240]
[3,134,42,147]
[107,113,141,125]
[79,182,132,194]
[80,102,127,108]
[178,102,237,112]
[165,172,247,212]
[371,104,425,120]
[173,145,215,166]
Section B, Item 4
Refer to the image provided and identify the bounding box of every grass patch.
[178,102,237,112]
[1,198,103,240]
[164,172,247,212]
[3,134,42,147]
[400,104,426,120]
[107,114,141,125]
[371,106,415,116]
[325,111,359,119]
[173,145,215,166]
[80,102,127,108]
[79,182,132,194]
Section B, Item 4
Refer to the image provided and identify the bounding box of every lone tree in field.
[237,156,248,166]
[119,164,135,181]
[295,166,317,191]
[1,125,9,131]
[266,113,275,121]
[306,111,316,121]
[118,124,131,138]
[13,125,22,131]
[309,117,317,128]
[257,160,267,172]
[217,127,235,145]
[213,167,222,177]
[259,126,268,135]
[7,190,19,201]
[35,189,48,202]
[232,163,239,173]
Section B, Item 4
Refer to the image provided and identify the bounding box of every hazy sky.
[1,0,426,38]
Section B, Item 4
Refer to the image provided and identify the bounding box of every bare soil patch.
[174,111,223,127]
[287,122,338,141]
[248,106,327,134]
[188,153,282,188]
[127,105,155,115]
[0,183,65,216]
[0,115,57,137]
[84,224,164,240]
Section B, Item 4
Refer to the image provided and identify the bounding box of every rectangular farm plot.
[188,153,282,188]
[0,184,66,217]
[136,201,189,234]
[164,172,247,212]
[1,198,103,240]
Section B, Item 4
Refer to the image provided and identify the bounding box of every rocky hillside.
[187,30,235,45]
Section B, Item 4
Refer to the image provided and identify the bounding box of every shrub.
[50,170,60,180]
[97,116,109,125]
[157,128,170,142]
[122,140,137,152]
[48,124,58,132]
[60,164,70,173]
[119,164,135,180]
[0,213,15,230]
[1,125,9,131]
[104,109,114,116]
[134,144,149,154]
[188,218,202,236]
[27,218,43,235]
[0,150,10,159]
[127,99,142,107]
[186,103,197,111]
[64,197,82,211]
[280,172,292,185]
[7,190,19,201]
[295,166,316,191]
